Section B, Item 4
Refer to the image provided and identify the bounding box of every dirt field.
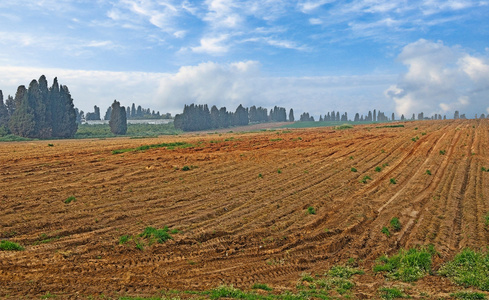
[1,119,489,299]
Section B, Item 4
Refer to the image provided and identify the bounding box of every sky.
[0,0,488,119]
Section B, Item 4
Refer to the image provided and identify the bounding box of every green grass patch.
[438,248,489,291]
[390,178,397,184]
[64,196,76,204]
[379,287,408,299]
[307,207,316,215]
[0,240,24,251]
[119,226,177,250]
[112,142,193,154]
[334,124,354,130]
[328,265,364,279]
[75,123,181,139]
[373,245,436,282]
[376,124,405,128]
[251,283,273,291]
[375,166,382,172]
[451,291,487,299]
[439,149,446,155]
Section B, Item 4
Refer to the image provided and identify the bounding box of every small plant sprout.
[351,167,357,172]
[439,150,446,155]
[375,166,382,172]
[258,173,263,178]
[277,169,282,174]
[381,226,391,237]
[361,175,372,184]
[426,169,432,175]
[390,217,401,231]
[307,206,316,215]
[64,196,76,204]
[390,178,397,184]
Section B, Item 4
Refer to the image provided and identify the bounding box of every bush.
[0,240,24,251]
[426,169,432,175]
[361,175,372,184]
[351,167,357,172]
[307,207,316,215]
[390,178,397,184]
[379,287,407,299]
[381,226,391,237]
[375,166,382,172]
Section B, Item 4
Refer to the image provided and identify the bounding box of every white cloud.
[385,39,489,118]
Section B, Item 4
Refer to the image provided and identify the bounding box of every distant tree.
[109,100,127,135]
[75,108,84,124]
[104,106,112,120]
[85,105,101,120]
[131,103,136,118]
[354,113,360,122]
[289,108,294,122]
[235,104,248,126]
[0,90,9,134]
[8,85,35,137]
[373,109,377,122]
[210,105,220,128]
[454,110,460,119]
[392,112,395,121]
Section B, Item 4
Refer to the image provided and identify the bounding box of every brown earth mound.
[1,119,488,299]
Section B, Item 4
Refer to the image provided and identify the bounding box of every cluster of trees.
[174,104,294,132]
[0,76,77,138]
[83,103,169,122]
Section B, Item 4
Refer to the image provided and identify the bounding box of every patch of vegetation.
[351,167,357,172]
[334,124,354,130]
[381,226,391,237]
[251,283,273,291]
[390,217,402,232]
[439,149,446,155]
[33,233,60,245]
[307,206,316,215]
[411,136,419,142]
[426,169,432,175]
[48,143,54,147]
[112,142,193,155]
[75,123,181,139]
[0,240,24,251]
[0,134,33,142]
[375,166,382,172]
[361,175,372,184]
[481,167,489,172]
[438,248,489,291]
[277,169,282,174]
[373,245,436,282]
[450,291,487,299]
[270,138,283,142]
[485,213,489,227]
[328,265,364,278]
[64,196,76,204]
[390,178,397,184]
[376,124,405,128]
[258,173,263,178]
[119,226,177,250]
[181,165,198,171]
[379,287,408,299]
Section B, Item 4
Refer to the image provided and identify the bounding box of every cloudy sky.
[0,0,488,119]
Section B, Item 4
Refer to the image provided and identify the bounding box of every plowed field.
[1,119,489,299]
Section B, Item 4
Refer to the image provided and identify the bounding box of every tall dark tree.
[109,100,127,135]
[104,106,112,120]
[52,84,77,138]
[289,108,294,122]
[235,104,248,126]
[0,90,9,134]
[131,103,136,118]
[9,85,35,137]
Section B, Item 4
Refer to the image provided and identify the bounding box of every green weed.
[390,178,397,184]
[140,226,173,244]
[390,217,401,232]
[439,150,446,155]
[251,283,273,291]
[375,166,382,172]
[381,226,391,237]
[64,196,76,204]
[0,240,24,251]
[438,248,489,291]
[307,207,316,215]
[379,287,407,299]
[351,167,357,172]
[361,175,372,184]
[426,169,432,175]
[373,245,436,282]
[450,291,487,299]
[112,142,193,155]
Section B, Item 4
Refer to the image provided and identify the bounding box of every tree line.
[84,104,170,121]
[0,75,77,138]
[173,104,294,132]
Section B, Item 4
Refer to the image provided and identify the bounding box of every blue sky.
[0,0,488,119]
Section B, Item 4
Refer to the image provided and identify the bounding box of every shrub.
[375,166,382,172]
[182,165,191,171]
[426,169,432,175]
[374,245,435,282]
[119,235,130,245]
[328,265,364,279]
[307,207,316,215]
[381,226,391,237]
[390,178,397,184]
[439,248,489,291]
[0,240,24,251]
[351,167,357,172]
[439,150,446,155]
[140,226,173,244]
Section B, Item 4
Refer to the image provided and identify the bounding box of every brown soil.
[1,119,488,299]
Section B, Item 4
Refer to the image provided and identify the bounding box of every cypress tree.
[9,86,36,137]
[109,100,127,135]
[289,108,294,122]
